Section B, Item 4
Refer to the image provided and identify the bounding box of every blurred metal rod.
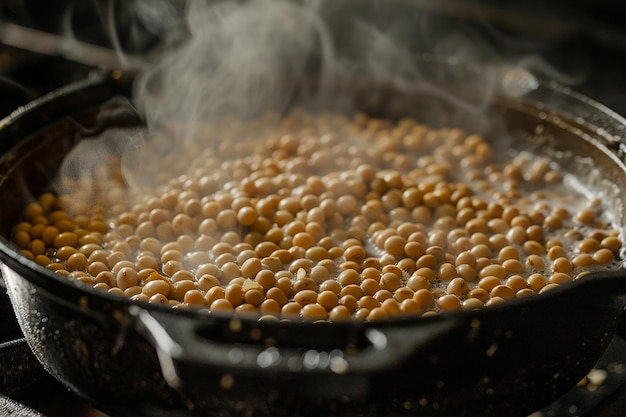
[0,21,142,70]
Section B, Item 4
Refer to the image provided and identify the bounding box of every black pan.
[1,68,626,417]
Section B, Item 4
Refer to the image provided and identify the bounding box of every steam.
[96,0,182,68]
[133,0,336,138]
[119,0,543,191]
[130,0,559,136]
[56,0,580,196]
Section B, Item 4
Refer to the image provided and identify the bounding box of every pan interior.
[0,72,625,319]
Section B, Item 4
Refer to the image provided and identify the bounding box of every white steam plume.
[134,0,337,141]
[60,0,580,194]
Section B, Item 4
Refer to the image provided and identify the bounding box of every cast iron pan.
[1,69,626,417]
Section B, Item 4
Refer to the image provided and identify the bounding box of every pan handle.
[130,305,463,391]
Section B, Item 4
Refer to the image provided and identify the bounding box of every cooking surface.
[1,1,626,416]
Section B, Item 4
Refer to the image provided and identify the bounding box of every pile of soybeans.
[11,111,623,321]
